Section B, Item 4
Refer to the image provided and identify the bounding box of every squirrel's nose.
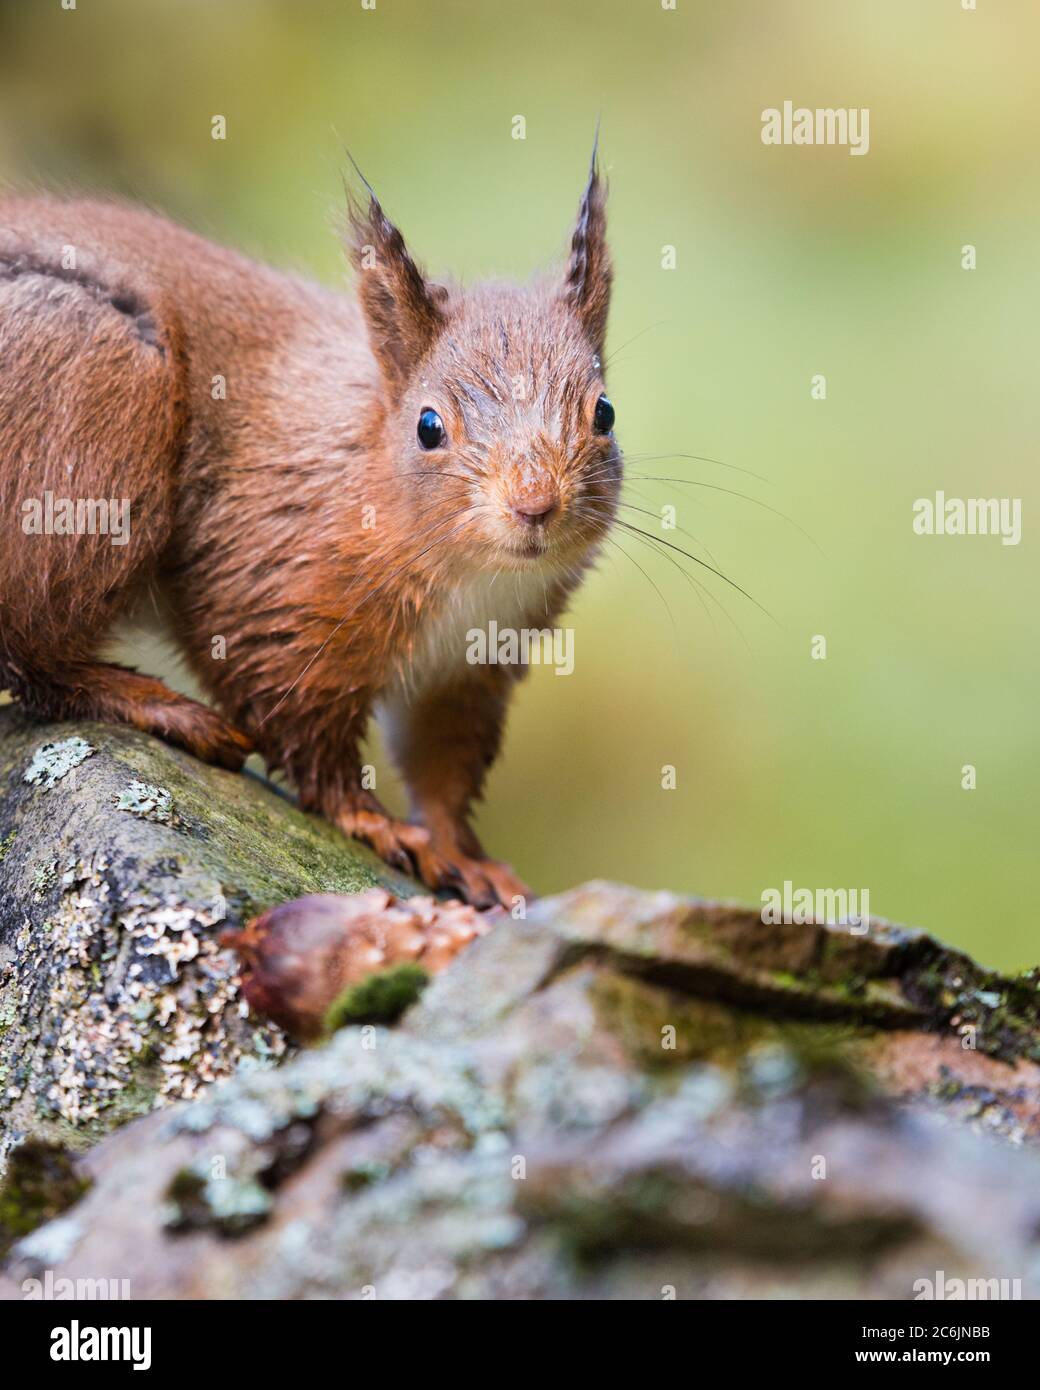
[511,491,559,526]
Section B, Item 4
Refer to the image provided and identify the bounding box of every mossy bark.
[0,709,417,1166]
[2,711,1039,1299]
[3,883,1039,1299]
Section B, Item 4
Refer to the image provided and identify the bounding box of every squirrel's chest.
[386,570,552,699]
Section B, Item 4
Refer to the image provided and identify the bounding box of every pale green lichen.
[0,855,287,1161]
[1,709,420,1174]
[23,738,95,790]
[31,860,57,899]
[164,1164,273,1235]
[114,780,174,824]
[165,1027,506,1145]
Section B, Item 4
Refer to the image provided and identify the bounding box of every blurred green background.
[1,0,1036,967]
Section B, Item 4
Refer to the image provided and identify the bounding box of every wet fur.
[0,168,618,905]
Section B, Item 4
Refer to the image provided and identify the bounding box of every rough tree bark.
[0,707,414,1164]
[1,708,1038,1299]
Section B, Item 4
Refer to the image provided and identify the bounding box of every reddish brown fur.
[0,166,619,906]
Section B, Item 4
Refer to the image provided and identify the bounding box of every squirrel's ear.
[346,192,448,388]
[561,153,612,358]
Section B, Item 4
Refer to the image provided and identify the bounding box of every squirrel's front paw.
[336,806,458,891]
[434,850,531,912]
[335,805,529,910]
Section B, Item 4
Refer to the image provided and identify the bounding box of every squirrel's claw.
[335,804,529,911]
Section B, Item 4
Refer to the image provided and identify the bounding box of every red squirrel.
[0,158,620,907]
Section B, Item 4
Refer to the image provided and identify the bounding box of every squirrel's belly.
[379,568,555,706]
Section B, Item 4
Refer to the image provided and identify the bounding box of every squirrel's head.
[346,156,619,574]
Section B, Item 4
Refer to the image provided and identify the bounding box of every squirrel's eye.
[417,408,445,450]
[593,394,615,434]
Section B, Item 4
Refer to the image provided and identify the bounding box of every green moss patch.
[0,1140,90,1259]
[324,963,430,1032]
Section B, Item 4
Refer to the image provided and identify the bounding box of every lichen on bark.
[0,709,418,1167]
[2,710,1039,1300]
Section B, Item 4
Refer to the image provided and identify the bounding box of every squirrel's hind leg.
[5,660,252,771]
[0,254,250,771]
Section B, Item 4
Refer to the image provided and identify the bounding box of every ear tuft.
[345,188,448,388]
[562,152,612,358]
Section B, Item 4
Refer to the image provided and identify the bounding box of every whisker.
[582,495,733,645]
[602,320,668,368]
[622,474,825,556]
[583,448,823,557]
[611,514,753,652]
[601,533,678,635]
[582,491,723,571]
[613,519,776,623]
[621,450,772,486]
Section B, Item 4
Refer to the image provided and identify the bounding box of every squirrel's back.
[0,193,370,415]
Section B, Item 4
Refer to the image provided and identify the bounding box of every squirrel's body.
[0,171,618,905]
